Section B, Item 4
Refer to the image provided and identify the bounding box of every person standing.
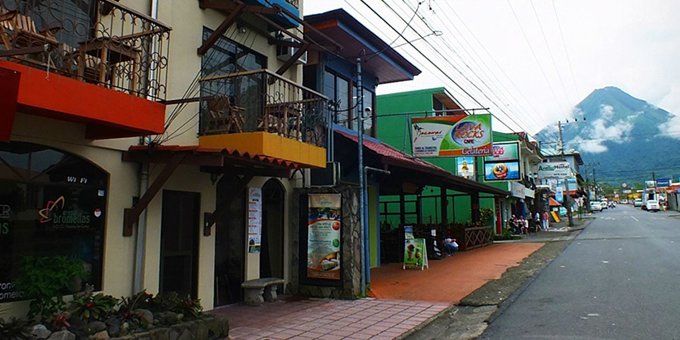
[542,210,550,231]
[533,211,540,232]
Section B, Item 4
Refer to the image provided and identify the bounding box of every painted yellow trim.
[199,132,327,168]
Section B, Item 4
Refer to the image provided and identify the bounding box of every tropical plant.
[14,256,89,321]
[480,208,494,226]
[69,292,119,321]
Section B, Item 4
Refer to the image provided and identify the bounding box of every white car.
[590,201,604,212]
[645,200,660,212]
[634,199,643,207]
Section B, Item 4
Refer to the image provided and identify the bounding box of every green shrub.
[14,256,89,321]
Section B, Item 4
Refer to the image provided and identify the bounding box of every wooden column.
[471,191,481,223]
[440,187,448,225]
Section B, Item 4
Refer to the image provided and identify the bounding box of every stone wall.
[288,186,362,299]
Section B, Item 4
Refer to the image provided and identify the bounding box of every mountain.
[535,86,680,185]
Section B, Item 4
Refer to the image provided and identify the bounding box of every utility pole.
[557,121,574,227]
[356,58,369,297]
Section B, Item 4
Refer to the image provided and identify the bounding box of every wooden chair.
[260,102,302,139]
[206,96,245,134]
[0,10,59,51]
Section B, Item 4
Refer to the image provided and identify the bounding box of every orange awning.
[549,197,562,207]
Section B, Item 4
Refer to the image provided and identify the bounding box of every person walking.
[542,210,550,231]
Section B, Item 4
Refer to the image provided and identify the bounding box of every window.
[0,142,108,302]
[200,28,267,133]
[323,69,351,129]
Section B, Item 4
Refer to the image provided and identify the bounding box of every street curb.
[485,224,588,325]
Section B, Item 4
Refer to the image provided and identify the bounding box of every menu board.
[307,193,342,280]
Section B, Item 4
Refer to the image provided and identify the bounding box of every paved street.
[481,205,680,339]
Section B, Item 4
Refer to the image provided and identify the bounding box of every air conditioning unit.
[310,162,340,187]
[276,38,307,64]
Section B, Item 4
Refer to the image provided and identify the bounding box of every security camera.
[363,107,372,117]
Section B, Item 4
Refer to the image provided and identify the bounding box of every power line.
[393,0,541,134]
[368,0,524,133]
[505,0,567,114]
[551,0,580,99]
[529,0,571,106]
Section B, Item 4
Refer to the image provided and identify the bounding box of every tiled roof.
[127,144,300,168]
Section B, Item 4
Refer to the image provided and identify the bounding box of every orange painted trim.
[0,61,165,139]
[0,67,20,141]
[199,132,327,168]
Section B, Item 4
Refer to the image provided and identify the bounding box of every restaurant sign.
[537,162,571,178]
[411,114,492,157]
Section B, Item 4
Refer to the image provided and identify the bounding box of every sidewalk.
[210,243,545,339]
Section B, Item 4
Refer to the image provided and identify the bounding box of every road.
[481,205,680,339]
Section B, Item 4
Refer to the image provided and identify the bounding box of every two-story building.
[1,0,331,312]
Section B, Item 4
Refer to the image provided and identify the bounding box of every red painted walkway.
[211,242,544,339]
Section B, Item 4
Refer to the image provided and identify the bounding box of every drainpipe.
[132,0,160,295]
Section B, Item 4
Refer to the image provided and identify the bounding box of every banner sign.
[556,185,564,202]
[411,114,492,157]
[247,187,262,253]
[484,161,520,181]
[537,162,571,178]
[656,178,671,187]
[484,142,519,162]
[456,156,475,179]
[403,225,428,270]
[307,194,342,280]
[510,182,525,198]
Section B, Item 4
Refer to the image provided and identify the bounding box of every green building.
[377,88,543,234]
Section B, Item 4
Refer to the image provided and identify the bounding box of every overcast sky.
[304,0,680,136]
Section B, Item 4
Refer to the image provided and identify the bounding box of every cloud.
[599,105,614,120]
[569,105,633,153]
[659,114,680,139]
[571,136,608,153]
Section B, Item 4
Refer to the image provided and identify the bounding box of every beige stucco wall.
[156,0,304,147]
[1,1,307,316]
[3,113,138,315]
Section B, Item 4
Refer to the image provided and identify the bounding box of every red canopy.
[549,197,562,207]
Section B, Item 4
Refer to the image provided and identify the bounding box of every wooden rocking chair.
[0,10,59,52]
[205,96,245,134]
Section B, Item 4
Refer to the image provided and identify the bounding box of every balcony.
[198,69,328,168]
[0,0,170,139]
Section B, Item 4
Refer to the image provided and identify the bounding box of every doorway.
[260,179,285,280]
[214,174,247,306]
[160,190,199,298]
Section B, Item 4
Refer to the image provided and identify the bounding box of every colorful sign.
[247,187,262,253]
[307,194,342,280]
[484,142,520,162]
[411,114,492,157]
[403,225,428,270]
[537,162,571,178]
[456,157,475,179]
[484,161,520,181]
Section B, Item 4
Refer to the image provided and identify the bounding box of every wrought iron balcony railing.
[0,0,170,99]
[200,69,328,148]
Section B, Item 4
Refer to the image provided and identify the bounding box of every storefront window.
[0,142,107,302]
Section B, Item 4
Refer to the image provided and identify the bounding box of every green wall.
[377,89,523,227]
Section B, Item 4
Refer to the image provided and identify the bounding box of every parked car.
[634,199,643,207]
[590,201,604,212]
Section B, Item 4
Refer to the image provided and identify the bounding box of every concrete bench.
[241,277,284,306]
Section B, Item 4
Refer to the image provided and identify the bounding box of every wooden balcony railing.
[200,69,329,148]
[0,0,171,100]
